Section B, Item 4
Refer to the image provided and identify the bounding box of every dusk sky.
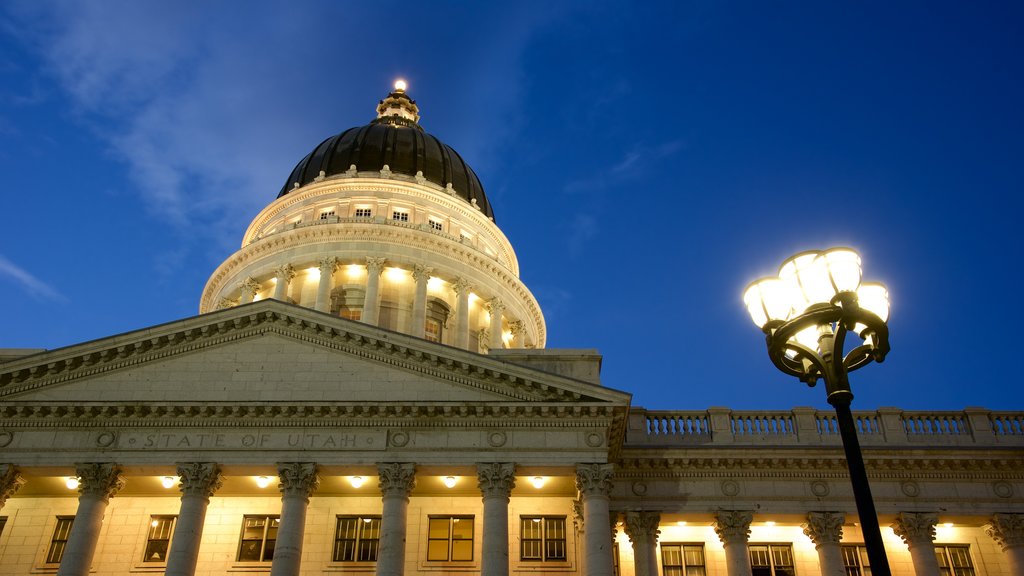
[1,1,1022,411]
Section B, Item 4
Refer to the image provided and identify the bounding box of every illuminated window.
[237,515,279,562]
[341,308,362,321]
[355,208,372,218]
[319,210,336,220]
[662,544,706,576]
[842,545,870,576]
[143,515,176,563]
[427,516,474,561]
[429,219,443,231]
[425,318,441,342]
[936,545,975,576]
[392,210,409,222]
[333,516,381,562]
[47,517,74,564]
[520,517,566,562]
[749,545,794,576]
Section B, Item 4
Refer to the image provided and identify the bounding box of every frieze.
[116,430,387,451]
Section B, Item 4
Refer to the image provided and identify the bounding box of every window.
[319,210,336,220]
[842,545,870,576]
[521,517,566,561]
[392,210,409,222]
[143,515,176,563]
[334,516,381,562]
[661,544,706,576]
[0,516,6,538]
[749,545,795,576]
[355,208,372,218]
[427,516,474,561]
[936,545,975,576]
[425,318,441,342]
[237,515,279,562]
[47,517,74,564]
[341,308,362,321]
[428,219,443,231]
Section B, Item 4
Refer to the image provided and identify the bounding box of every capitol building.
[0,84,1021,576]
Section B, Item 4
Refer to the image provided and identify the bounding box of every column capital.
[0,464,26,507]
[453,277,473,295]
[75,463,125,501]
[486,298,504,314]
[216,297,237,310]
[412,264,433,282]
[274,263,296,282]
[476,463,516,501]
[575,463,614,498]
[986,513,1024,551]
[366,257,387,274]
[623,511,661,544]
[802,512,845,548]
[713,510,753,545]
[509,320,525,335]
[892,512,938,549]
[176,462,223,499]
[319,256,339,274]
[277,463,320,500]
[240,277,260,297]
[378,463,416,498]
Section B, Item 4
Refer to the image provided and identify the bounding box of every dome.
[277,87,493,219]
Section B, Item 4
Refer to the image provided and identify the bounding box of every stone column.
[376,463,416,576]
[272,264,295,301]
[576,464,615,576]
[477,463,516,576]
[315,257,338,312]
[802,512,846,576]
[985,514,1024,576]
[573,499,587,576]
[624,511,661,576]
[56,463,125,576]
[239,277,260,304]
[362,257,386,326]
[270,463,319,576]
[509,320,525,349]
[165,463,223,576]
[453,278,472,350]
[713,511,753,576]
[0,464,26,509]
[411,265,432,338]
[892,512,939,576]
[487,298,505,350]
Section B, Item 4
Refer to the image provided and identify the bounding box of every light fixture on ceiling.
[350,476,365,488]
[161,476,177,489]
[65,477,80,490]
[444,476,457,488]
[531,476,545,489]
[256,476,272,489]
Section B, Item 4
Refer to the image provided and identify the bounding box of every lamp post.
[744,247,892,576]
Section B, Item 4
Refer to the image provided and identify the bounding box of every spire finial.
[376,80,419,124]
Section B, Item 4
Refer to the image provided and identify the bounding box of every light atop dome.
[394,79,408,92]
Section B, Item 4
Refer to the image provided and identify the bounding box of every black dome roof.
[278,88,493,219]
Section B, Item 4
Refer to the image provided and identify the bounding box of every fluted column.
[0,464,26,509]
[315,257,338,312]
[57,463,125,576]
[165,463,223,576]
[986,513,1024,576]
[363,257,386,325]
[487,298,505,350]
[624,512,661,576]
[376,463,416,576]
[477,463,516,576]
[411,265,432,338]
[453,278,472,350]
[892,512,939,576]
[270,463,319,576]
[803,512,846,576]
[576,464,615,576]
[272,264,295,301]
[239,277,260,304]
[714,511,753,576]
[509,320,525,349]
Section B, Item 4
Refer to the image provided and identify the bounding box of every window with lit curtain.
[749,544,795,576]
[520,517,567,562]
[841,545,870,575]
[427,516,474,561]
[936,545,976,576]
[237,515,279,562]
[46,517,74,564]
[661,544,707,576]
[143,515,177,563]
[333,516,381,562]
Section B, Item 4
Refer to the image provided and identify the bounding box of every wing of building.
[0,84,1021,576]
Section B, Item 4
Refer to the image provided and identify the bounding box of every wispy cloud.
[564,139,684,194]
[0,254,66,302]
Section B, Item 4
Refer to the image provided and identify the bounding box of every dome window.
[428,219,444,232]
[354,207,372,218]
[319,210,336,220]
[391,209,410,222]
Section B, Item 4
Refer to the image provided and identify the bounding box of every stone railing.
[627,407,1024,448]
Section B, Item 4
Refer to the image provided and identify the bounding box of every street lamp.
[744,247,892,576]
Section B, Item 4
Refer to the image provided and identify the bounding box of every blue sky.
[1,1,1022,411]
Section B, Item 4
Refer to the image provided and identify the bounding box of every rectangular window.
[355,208,372,218]
[47,517,74,564]
[425,318,441,342]
[661,543,707,576]
[749,544,795,576]
[237,515,279,562]
[333,516,381,562]
[427,516,474,562]
[520,517,566,561]
[319,210,336,220]
[842,545,871,576]
[341,309,362,321]
[392,210,410,222]
[936,545,975,576]
[143,515,177,563]
[429,219,443,231]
